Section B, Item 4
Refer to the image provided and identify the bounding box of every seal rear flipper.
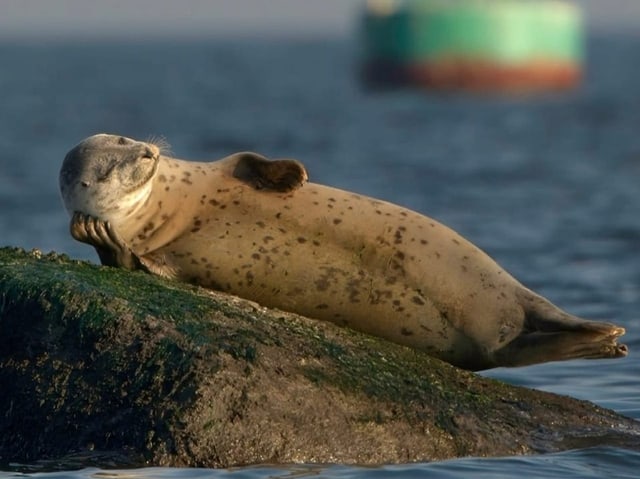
[517,287,628,335]
[232,152,308,192]
[496,288,629,367]
[492,328,628,368]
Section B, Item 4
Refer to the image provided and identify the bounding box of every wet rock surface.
[1,247,638,468]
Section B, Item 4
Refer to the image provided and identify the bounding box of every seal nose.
[143,147,156,159]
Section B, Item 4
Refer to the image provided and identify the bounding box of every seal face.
[60,134,160,222]
[60,134,628,370]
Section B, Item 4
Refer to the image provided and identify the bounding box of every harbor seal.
[59,133,627,370]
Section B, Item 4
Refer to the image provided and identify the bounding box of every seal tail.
[493,289,627,368]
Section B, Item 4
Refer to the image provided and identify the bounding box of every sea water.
[0,33,638,478]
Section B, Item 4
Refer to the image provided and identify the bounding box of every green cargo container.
[361,0,584,91]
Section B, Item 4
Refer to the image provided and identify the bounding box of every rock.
[0,246,638,468]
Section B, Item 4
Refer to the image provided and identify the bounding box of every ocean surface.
[0,32,639,478]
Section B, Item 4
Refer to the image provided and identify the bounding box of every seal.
[60,133,628,370]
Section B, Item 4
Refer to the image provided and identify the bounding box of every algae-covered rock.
[0,246,638,468]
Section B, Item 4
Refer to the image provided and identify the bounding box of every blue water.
[0,33,639,477]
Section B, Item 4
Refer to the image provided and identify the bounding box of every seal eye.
[94,155,121,183]
[118,137,128,145]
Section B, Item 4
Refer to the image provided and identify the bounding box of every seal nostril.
[81,181,90,188]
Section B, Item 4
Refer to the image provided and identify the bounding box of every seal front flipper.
[70,211,150,272]
[232,152,308,192]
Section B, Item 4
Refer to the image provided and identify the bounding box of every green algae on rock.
[0,246,638,468]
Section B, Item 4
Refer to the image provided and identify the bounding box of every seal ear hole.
[233,153,308,193]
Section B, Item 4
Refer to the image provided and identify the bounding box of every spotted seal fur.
[59,134,627,370]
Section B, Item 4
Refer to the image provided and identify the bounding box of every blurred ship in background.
[359,0,584,92]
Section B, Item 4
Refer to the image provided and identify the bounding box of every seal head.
[60,134,160,222]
